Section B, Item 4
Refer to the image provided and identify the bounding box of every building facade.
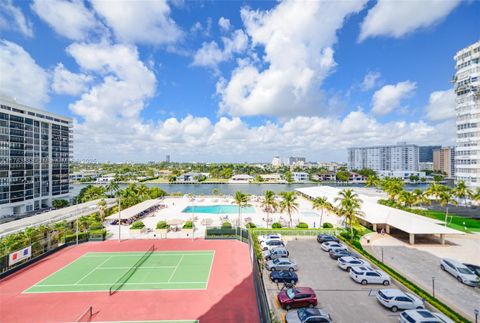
[288,156,306,166]
[433,147,456,178]
[292,172,309,182]
[271,156,282,168]
[454,41,480,188]
[0,98,72,218]
[347,142,419,172]
[419,146,441,163]
[419,162,434,171]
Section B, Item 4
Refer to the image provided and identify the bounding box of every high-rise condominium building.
[433,147,456,178]
[454,40,480,188]
[347,142,419,172]
[165,154,170,163]
[0,98,72,218]
[271,156,282,168]
[419,146,441,163]
[288,156,306,166]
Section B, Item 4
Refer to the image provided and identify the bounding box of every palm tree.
[365,176,379,188]
[438,190,458,227]
[312,196,332,228]
[261,190,277,227]
[279,191,299,228]
[234,191,249,228]
[106,181,119,197]
[397,191,416,208]
[412,189,431,207]
[425,182,447,201]
[97,199,107,222]
[452,181,471,206]
[381,178,404,201]
[335,189,362,240]
[469,188,480,206]
[137,184,149,201]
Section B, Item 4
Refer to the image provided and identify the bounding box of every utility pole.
[432,277,435,298]
[75,199,79,245]
[118,196,121,242]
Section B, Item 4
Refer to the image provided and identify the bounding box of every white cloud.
[371,81,416,115]
[91,0,182,45]
[0,40,49,107]
[361,71,381,91]
[51,63,92,96]
[217,0,367,117]
[0,0,33,37]
[31,0,102,41]
[359,0,461,41]
[218,17,231,31]
[192,29,248,69]
[425,88,456,121]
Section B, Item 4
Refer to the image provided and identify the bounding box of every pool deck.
[106,196,343,240]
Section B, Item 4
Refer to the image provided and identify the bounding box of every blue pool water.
[182,205,256,214]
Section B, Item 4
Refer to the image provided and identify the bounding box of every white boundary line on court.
[33,281,208,287]
[74,256,113,285]
[83,250,215,256]
[204,250,215,290]
[167,255,184,283]
[64,320,199,323]
[96,266,177,270]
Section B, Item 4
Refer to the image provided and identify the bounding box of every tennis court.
[24,248,214,293]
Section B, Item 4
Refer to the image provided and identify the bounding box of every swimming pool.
[182,205,256,214]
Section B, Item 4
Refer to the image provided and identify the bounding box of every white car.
[399,309,454,323]
[440,258,479,287]
[258,233,282,244]
[349,266,391,285]
[261,239,285,251]
[320,241,347,252]
[337,256,369,271]
[376,289,424,312]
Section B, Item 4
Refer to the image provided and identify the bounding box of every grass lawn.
[422,210,480,232]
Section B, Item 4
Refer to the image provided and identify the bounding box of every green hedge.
[246,222,257,228]
[252,228,336,236]
[156,221,169,229]
[65,232,89,243]
[296,222,308,229]
[322,222,333,228]
[271,222,282,228]
[337,235,469,322]
[130,221,145,230]
[183,221,194,229]
[221,221,232,228]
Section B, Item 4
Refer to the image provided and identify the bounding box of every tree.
[438,189,458,227]
[398,191,416,208]
[52,199,69,209]
[148,187,166,199]
[412,189,431,207]
[168,175,177,183]
[284,171,293,183]
[79,185,106,203]
[425,182,447,201]
[212,188,220,196]
[336,170,350,182]
[335,189,362,240]
[356,168,376,178]
[312,196,332,228]
[408,174,419,183]
[452,180,471,206]
[106,181,119,197]
[97,199,107,222]
[233,191,249,228]
[255,175,263,182]
[380,178,404,201]
[261,190,277,227]
[137,184,149,201]
[279,191,299,228]
[433,174,444,182]
[469,188,480,206]
[365,176,379,188]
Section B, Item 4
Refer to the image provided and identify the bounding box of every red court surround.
[0,239,259,323]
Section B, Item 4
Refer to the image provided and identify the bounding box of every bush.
[52,199,69,209]
[130,221,145,230]
[322,222,333,228]
[221,221,232,228]
[88,221,103,231]
[271,222,282,229]
[296,222,309,229]
[246,222,256,228]
[65,232,88,243]
[183,221,194,229]
[156,221,169,229]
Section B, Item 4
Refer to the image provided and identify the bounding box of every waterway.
[70,182,429,197]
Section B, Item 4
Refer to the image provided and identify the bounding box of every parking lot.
[264,238,409,322]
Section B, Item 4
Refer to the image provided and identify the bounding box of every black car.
[270,270,298,284]
[329,249,358,260]
[317,234,339,244]
[464,263,480,277]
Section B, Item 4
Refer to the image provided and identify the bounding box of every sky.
[0,0,479,163]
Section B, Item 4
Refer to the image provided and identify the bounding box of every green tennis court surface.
[25,250,214,293]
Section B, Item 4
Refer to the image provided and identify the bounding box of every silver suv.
[263,247,289,260]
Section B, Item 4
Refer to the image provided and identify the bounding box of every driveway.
[366,235,480,321]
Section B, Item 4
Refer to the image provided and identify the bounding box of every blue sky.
[0,0,479,163]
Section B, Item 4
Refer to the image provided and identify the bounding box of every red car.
[277,287,317,310]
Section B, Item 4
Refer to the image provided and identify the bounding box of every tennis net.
[76,306,93,322]
[109,244,155,295]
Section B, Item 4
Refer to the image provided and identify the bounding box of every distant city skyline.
[0,1,478,162]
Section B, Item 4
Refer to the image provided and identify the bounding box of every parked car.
[263,247,289,260]
[277,287,318,310]
[399,309,454,323]
[316,234,339,244]
[463,263,480,277]
[285,308,332,323]
[349,266,390,285]
[337,256,369,271]
[261,239,285,251]
[258,233,282,243]
[329,249,359,260]
[266,258,298,272]
[270,270,298,284]
[376,289,424,312]
[320,241,346,252]
[440,258,479,287]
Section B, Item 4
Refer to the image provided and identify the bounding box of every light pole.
[432,277,435,298]
[474,309,478,323]
[75,199,79,245]
[117,195,121,242]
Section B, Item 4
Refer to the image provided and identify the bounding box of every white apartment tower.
[348,142,419,172]
[0,97,73,218]
[454,40,480,189]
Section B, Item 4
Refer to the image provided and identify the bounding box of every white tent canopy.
[296,186,464,237]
